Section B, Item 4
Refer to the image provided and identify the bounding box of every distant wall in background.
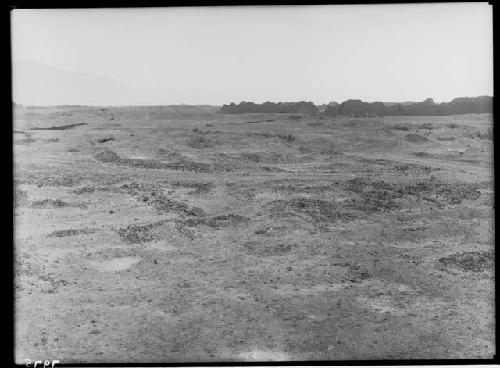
[220,96,492,116]
[324,96,493,117]
[220,101,319,115]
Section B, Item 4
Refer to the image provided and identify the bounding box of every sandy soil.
[14,106,495,363]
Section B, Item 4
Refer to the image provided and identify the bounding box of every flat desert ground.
[14,106,495,362]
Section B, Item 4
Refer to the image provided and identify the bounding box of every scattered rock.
[392,123,410,131]
[96,150,230,173]
[14,188,28,207]
[97,137,115,144]
[186,134,219,149]
[117,223,162,244]
[405,133,428,143]
[439,251,494,272]
[31,199,72,209]
[277,134,296,143]
[463,129,493,140]
[47,229,96,237]
[172,182,214,195]
[179,214,249,231]
[95,150,121,163]
[417,122,434,130]
[31,123,87,130]
[255,227,272,235]
[14,137,36,145]
[243,241,295,256]
[73,186,95,194]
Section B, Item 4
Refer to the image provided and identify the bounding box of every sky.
[11,3,493,106]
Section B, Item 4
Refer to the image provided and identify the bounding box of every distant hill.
[12,60,159,106]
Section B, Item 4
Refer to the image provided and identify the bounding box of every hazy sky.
[11,3,493,105]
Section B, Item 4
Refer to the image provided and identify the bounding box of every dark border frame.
[7,1,497,367]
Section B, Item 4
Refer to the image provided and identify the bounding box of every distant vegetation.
[221,96,492,117]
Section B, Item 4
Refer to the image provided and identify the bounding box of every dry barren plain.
[14,106,495,362]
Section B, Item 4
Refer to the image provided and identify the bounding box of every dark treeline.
[220,96,492,116]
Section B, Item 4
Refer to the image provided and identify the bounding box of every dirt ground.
[13,106,495,363]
